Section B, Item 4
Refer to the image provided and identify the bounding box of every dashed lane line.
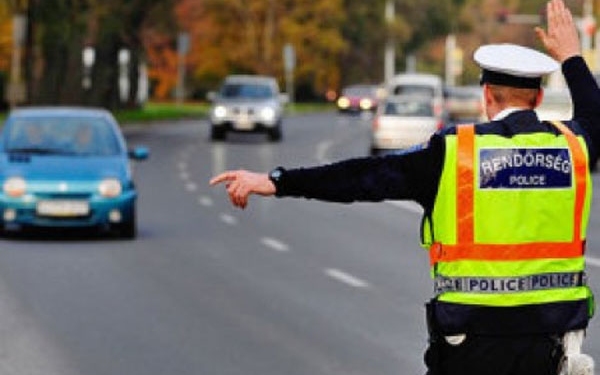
[261,237,290,252]
[219,213,238,226]
[198,196,214,207]
[325,268,370,289]
[185,182,198,192]
[586,256,600,268]
[179,171,190,181]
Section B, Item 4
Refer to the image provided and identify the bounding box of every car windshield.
[446,87,481,99]
[393,85,435,97]
[220,83,275,99]
[4,116,121,156]
[343,86,376,97]
[384,100,433,116]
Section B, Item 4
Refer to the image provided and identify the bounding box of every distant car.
[0,107,149,238]
[370,95,445,155]
[385,73,445,116]
[336,84,381,113]
[207,75,288,141]
[444,85,484,122]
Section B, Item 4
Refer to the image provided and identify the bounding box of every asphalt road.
[0,111,600,375]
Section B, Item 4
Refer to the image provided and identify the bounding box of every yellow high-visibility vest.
[422,122,594,312]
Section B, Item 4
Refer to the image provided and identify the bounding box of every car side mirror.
[207,91,217,102]
[128,146,149,160]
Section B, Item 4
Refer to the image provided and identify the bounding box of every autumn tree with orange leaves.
[0,3,11,73]
[173,0,347,99]
[1,0,580,106]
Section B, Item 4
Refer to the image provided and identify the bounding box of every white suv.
[208,75,288,141]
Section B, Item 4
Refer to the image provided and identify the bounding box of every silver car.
[208,75,288,142]
[370,95,445,155]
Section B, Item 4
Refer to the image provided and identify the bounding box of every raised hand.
[535,0,581,63]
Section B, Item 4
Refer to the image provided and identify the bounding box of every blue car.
[0,107,149,238]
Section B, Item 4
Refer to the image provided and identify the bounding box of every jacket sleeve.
[272,135,444,208]
[563,56,600,164]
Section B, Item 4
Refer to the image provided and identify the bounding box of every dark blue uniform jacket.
[273,56,600,335]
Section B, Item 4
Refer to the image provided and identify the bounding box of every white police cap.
[474,44,559,88]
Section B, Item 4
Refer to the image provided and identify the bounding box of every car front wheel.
[267,123,282,142]
[210,125,226,141]
[117,206,137,239]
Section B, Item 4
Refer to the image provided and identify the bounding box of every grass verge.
[1,101,335,125]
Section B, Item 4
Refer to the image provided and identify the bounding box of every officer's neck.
[492,106,529,121]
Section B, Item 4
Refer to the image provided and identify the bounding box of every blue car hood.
[0,154,129,181]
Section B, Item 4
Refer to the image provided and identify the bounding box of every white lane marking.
[179,171,190,181]
[325,268,370,289]
[198,196,214,207]
[177,162,187,171]
[185,182,198,192]
[388,200,423,214]
[261,237,290,252]
[219,213,238,225]
[316,140,334,163]
[586,256,600,268]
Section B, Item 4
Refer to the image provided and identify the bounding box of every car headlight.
[213,105,227,119]
[260,107,276,122]
[360,98,373,110]
[3,177,26,198]
[98,178,122,198]
[337,97,350,109]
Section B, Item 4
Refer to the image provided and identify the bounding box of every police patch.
[479,148,572,189]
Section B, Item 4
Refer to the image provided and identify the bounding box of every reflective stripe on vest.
[434,271,586,295]
[429,121,588,266]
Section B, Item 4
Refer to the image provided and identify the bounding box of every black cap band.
[479,69,542,89]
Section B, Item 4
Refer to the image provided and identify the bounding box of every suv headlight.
[213,105,227,119]
[260,107,276,122]
[3,177,26,198]
[98,178,122,198]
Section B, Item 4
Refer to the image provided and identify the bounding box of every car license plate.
[36,200,90,217]
[234,115,253,130]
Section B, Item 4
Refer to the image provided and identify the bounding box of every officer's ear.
[483,84,496,108]
[534,88,544,108]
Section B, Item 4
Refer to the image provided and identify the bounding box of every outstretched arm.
[209,170,275,209]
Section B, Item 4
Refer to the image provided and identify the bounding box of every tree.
[75,0,175,108]
[176,0,347,100]
[27,0,90,104]
[19,0,175,108]
[0,2,11,72]
[144,29,178,100]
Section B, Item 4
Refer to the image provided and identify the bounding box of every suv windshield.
[220,83,275,99]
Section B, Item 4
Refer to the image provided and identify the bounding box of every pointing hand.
[209,170,275,209]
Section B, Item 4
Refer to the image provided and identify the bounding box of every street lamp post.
[176,33,190,105]
[384,0,395,83]
[82,46,95,90]
[118,48,131,104]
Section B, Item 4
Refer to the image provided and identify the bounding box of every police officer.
[210,0,599,374]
